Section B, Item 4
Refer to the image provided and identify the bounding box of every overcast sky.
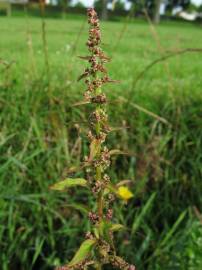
[72,0,202,8]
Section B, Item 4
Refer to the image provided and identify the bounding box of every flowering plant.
[51,8,135,270]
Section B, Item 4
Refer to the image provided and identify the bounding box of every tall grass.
[0,14,202,270]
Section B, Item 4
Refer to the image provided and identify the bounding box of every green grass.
[0,14,202,270]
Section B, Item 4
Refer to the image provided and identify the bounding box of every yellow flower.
[118,186,134,202]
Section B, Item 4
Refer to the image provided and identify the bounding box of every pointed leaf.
[116,180,132,187]
[65,203,90,214]
[132,193,156,235]
[78,56,91,60]
[107,79,121,83]
[93,227,99,239]
[109,126,130,132]
[68,239,97,267]
[77,71,89,81]
[66,166,81,173]
[49,178,87,191]
[66,163,90,174]
[110,224,125,232]
[98,220,113,246]
[106,183,118,194]
[109,149,129,156]
[73,100,90,107]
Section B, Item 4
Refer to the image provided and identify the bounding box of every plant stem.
[95,104,103,269]
[95,106,103,221]
[97,168,103,219]
[96,262,102,270]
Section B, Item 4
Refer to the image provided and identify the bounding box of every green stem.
[94,100,104,221]
[97,168,103,219]
[95,114,103,220]
[94,84,104,270]
[97,263,102,270]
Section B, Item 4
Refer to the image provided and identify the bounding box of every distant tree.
[127,0,156,21]
[198,4,202,12]
[166,0,190,11]
[113,0,125,11]
[127,0,147,17]
[186,3,198,12]
[153,0,161,24]
[58,0,71,17]
[74,1,85,9]
[128,0,191,23]
[101,0,109,20]
[95,0,109,20]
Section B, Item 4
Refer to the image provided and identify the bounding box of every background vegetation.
[0,11,202,270]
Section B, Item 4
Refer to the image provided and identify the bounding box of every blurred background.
[0,0,202,269]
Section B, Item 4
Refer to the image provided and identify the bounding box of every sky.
[193,0,202,5]
[71,0,202,8]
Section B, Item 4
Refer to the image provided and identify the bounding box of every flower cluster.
[56,8,136,270]
[78,8,115,222]
[56,259,94,270]
[79,8,111,106]
[88,211,99,224]
[79,8,135,269]
[110,256,136,270]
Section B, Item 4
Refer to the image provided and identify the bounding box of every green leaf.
[109,149,130,156]
[106,183,118,194]
[49,178,87,191]
[160,210,187,247]
[65,203,90,214]
[93,227,99,239]
[132,192,156,235]
[110,224,125,232]
[68,239,97,267]
[31,237,45,266]
[98,220,113,245]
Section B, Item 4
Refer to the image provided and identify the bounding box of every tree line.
[40,0,201,24]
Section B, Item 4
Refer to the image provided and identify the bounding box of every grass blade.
[132,193,156,235]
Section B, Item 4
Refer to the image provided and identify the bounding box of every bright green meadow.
[0,14,202,270]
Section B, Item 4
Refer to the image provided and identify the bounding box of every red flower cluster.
[78,8,111,104]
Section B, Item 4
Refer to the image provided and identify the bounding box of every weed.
[51,8,135,270]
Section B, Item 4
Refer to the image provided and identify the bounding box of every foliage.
[73,1,85,9]
[197,4,202,12]
[128,0,191,18]
[0,14,201,270]
[113,0,125,11]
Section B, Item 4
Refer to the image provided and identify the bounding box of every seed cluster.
[56,259,93,270]
[81,8,135,270]
[80,8,111,103]
[57,8,135,270]
[110,256,136,270]
[79,8,116,223]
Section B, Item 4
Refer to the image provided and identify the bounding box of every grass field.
[0,14,202,270]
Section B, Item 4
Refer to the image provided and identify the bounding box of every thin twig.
[71,18,86,55]
[24,4,38,78]
[113,6,134,53]
[0,58,15,70]
[131,48,202,92]
[119,96,170,125]
[39,0,50,79]
[193,206,202,224]
[143,8,176,94]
